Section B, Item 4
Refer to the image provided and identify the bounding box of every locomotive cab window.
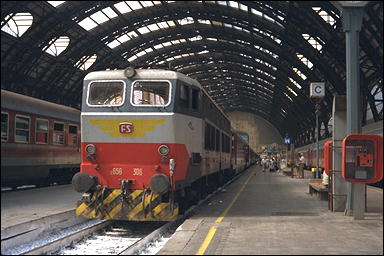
[1,112,8,142]
[87,80,125,106]
[15,115,30,143]
[131,80,171,107]
[53,122,65,145]
[36,119,48,144]
[68,124,78,146]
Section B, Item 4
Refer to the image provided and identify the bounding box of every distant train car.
[72,68,255,222]
[1,89,81,188]
[294,121,383,187]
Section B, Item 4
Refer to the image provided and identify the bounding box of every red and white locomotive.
[1,89,81,188]
[72,68,256,221]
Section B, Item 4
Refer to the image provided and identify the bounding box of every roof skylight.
[302,34,323,51]
[1,13,33,37]
[47,1,65,7]
[75,54,97,70]
[44,36,70,56]
[296,53,313,69]
[293,67,307,80]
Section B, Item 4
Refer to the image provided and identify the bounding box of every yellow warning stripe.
[105,204,122,220]
[126,193,159,219]
[196,170,255,255]
[152,202,170,216]
[103,189,122,204]
[129,190,143,201]
[76,203,88,216]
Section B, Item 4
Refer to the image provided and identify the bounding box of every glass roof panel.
[117,34,130,43]
[127,1,143,10]
[47,1,65,7]
[296,53,313,69]
[141,1,154,7]
[107,40,121,49]
[302,34,323,51]
[102,7,118,19]
[128,55,138,62]
[90,11,109,24]
[138,26,150,34]
[288,77,302,89]
[76,54,97,71]
[114,2,132,14]
[293,67,307,80]
[78,17,98,30]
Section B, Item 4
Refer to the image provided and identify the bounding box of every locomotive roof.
[1,89,80,123]
[84,69,202,88]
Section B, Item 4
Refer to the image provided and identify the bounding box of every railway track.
[2,167,251,255]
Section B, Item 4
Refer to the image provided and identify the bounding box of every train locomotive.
[72,68,257,221]
[1,89,81,188]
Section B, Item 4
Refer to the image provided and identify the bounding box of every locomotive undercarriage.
[75,168,234,221]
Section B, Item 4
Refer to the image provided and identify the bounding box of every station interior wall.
[227,111,284,152]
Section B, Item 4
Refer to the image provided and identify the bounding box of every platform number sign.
[310,82,325,98]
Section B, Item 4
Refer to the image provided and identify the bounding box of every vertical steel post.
[341,6,365,219]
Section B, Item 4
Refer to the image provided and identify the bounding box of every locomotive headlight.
[124,67,136,78]
[158,145,169,155]
[85,144,96,154]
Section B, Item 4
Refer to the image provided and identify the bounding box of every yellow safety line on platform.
[196,169,256,255]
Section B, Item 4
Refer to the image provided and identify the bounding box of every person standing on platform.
[261,157,267,172]
[298,153,305,178]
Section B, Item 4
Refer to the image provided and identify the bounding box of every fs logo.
[119,122,134,134]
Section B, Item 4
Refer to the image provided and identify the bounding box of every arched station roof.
[1,1,382,146]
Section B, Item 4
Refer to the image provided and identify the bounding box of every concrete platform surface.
[158,166,383,255]
[1,185,80,230]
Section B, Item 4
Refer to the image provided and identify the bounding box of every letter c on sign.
[315,85,322,94]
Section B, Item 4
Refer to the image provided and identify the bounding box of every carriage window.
[36,119,48,144]
[88,81,125,106]
[132,81,170,106]
[68,125,78,146]
[53,122,64,145]
[15,115,30,143]
[1,112,8,142]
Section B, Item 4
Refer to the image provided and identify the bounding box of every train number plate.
[133,168,143,176]
[110,167,123,175]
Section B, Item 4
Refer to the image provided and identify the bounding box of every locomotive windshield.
[87,81,125,106]
[131,80,170,107]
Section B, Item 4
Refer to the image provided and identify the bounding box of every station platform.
[1,185,79,230]
[158,165,383,255]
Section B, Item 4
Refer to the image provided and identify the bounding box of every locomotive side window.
[53,122,65,145]
[36,119,48,144]
[132,80,171,107]
[191,88,200,111]
[1,112,8,142]
[15,115,30,143]
[68,124,78,146]
[87,80,125,106]
[179,84,190,108]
